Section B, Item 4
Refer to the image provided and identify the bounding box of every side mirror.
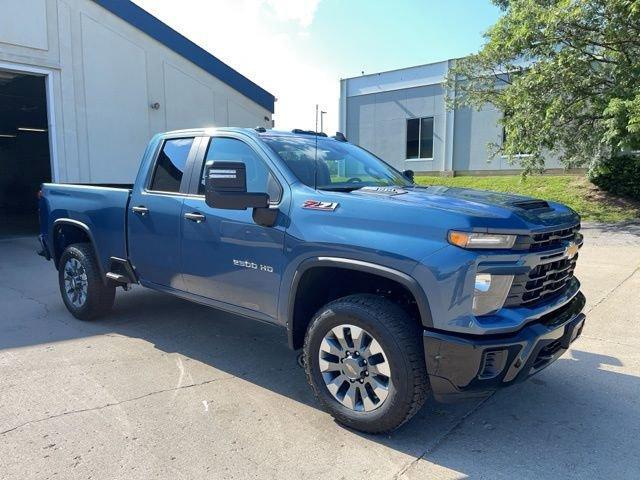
[402,169,415,182]
[205,161,269,210]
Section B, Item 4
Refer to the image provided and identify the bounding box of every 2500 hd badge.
[234,259,274,273]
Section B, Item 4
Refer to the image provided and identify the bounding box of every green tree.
[446,0,640,173]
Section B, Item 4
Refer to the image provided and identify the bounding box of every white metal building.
[0,0,275,234]
[339,60,564,175]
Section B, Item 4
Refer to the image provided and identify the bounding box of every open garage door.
[0,70,51,237]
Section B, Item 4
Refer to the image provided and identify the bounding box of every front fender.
[280,255,434,349]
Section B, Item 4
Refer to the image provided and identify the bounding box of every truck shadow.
[94,287,481,457]
[90,287,640,475]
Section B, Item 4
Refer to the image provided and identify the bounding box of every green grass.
[414,175,640,223]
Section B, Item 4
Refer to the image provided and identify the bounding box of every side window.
[420,117,434,159]
[149,138,194,193]
[406,118,420,159]
[406,117,433,159]
[199,137,282,202]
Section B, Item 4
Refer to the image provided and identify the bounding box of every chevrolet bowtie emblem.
[565,241,579,259]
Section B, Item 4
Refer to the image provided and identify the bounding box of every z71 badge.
[302,200,339,211]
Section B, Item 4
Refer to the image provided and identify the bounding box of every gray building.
[339,60,563,175]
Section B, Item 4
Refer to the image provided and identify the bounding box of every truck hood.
[350,185,579,229]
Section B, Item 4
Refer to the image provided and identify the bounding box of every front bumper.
[424,291,586,402]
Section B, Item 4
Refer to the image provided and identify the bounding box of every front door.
[180,136,286,320]
[128,136,197,289]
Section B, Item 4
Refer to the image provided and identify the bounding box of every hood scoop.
[359,186,408,196]
[511,199,551,211]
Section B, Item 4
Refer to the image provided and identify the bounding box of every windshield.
[262,136,411,191]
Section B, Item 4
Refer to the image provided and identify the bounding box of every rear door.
[180,135,286,320]
[128,136,200,289]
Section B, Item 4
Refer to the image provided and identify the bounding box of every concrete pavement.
[1,224,639,479]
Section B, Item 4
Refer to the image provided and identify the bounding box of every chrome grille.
[528,224,580,251]
[505,254,578,307]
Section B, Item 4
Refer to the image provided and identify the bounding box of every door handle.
[132,206,149,216]
[184,212,206,223]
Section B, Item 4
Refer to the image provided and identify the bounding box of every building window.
[501,110,511,147]
[149,138,194,193]
[406,117,433,160]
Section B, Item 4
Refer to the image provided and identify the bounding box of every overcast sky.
[131,0,501,134]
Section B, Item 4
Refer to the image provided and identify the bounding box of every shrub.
[588,154,640,200]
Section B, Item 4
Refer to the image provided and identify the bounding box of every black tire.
[58,243,115,320]
[303,294,429,433]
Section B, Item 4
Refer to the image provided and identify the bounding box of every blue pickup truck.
[38,127,586,433]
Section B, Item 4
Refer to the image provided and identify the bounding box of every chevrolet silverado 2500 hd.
[38,128,586,433]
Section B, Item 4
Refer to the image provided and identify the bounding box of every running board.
[106,256,138,284]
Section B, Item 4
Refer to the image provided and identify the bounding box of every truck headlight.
[449,231,517,249]
[473,273,514,316]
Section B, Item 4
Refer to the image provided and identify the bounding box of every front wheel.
[58,243,115,320]
[303,294,430,433]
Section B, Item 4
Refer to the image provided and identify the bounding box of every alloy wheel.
[318,324,391,412]
[63,258,88,308]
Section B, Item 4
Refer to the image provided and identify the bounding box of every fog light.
[475,273,492,292]
[473,273,513,316]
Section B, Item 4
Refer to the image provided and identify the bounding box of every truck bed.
[39,183,132,272]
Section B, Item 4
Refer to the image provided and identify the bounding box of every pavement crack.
[0,374,235,436]
[392,394,494,480]
[0,283,51,320]
[0,283,124,336]
[585,265,639,315]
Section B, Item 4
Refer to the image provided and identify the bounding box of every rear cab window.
[148,138,194,193]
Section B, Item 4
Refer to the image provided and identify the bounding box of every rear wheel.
[58,243,115,320]
[304,294,429,433]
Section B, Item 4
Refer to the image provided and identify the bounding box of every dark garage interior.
[0,70,51,237]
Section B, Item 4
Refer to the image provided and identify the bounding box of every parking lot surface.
[1,224,639,479]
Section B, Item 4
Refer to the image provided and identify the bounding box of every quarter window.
[149,138,194,193]
[406,117,434,159]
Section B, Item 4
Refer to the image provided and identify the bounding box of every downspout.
[444,59,456,176]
